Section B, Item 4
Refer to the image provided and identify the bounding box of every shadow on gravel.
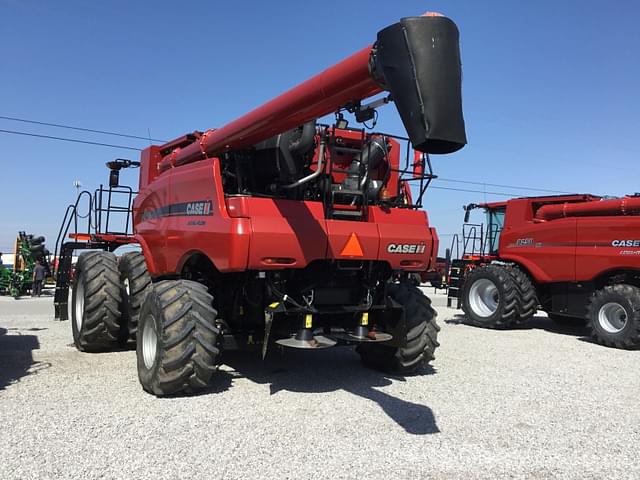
[222,348,439,435]
[0,327,50,390]
[446,313,591,338]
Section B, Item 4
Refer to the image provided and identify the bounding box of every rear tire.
[358,283,439,374]
[587,284,640,349]
[137,280,220,396]
[118,252,151,339]
[71,251,125,352]
[461,264,518,328]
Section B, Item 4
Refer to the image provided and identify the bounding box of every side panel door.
[133,172,171,275]
[165,159,250,273]
[575,217,640,280]
[500,218,577,282]
[247,199,328,268]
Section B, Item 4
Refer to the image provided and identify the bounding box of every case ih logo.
[612,239,640,247]
[141,200,213,221]
[186,201,211,216]
[387,243,426,254]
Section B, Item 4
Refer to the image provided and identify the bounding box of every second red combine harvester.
[57,14,467,395]
[448,194,640,349]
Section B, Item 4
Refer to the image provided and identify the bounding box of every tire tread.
[73,251,124,352]
[138,279,220,395]
[358,283,439,374]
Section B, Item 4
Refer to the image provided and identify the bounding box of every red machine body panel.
[134,159,251,276]
[133,173,172,275]
[574,216,640,280]
[499,218,578,282]
[134,154,436,275]
[475,195,640,284]
[246,198,328,268]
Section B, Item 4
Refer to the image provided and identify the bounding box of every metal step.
[330,209,364,218]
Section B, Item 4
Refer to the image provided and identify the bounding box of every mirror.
[109,169,120,188]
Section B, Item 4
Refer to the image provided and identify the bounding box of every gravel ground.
[0,288,638,480]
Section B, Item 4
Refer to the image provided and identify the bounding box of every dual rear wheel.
[461,264,640,349]
[461,264,536,328]
[72,252,221,396]
[72,251,151,350]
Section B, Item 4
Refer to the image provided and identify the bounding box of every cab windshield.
[486,207,505,254]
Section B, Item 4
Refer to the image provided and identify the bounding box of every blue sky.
[1,0,639,256]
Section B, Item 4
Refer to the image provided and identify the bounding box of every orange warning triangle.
[340,232,364,257]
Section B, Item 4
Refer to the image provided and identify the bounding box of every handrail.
[52,185,138,275]
[94,185,136,235]
[449,233,460,260]
[52,190,93,274]
[461,223,485,257]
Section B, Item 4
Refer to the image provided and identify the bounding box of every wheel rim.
[74,278,85,331]
[468,278,500,317]
[124,278,130,296]
[142,314,158,369]
[598,302,627,333]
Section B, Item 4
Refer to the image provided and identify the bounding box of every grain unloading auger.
[60,13,467,396]
[147,13,465,172]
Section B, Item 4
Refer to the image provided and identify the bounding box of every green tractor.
[0,260,12,295]
[0,232,51,298]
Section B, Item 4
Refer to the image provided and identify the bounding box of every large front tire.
[118,252,151,339]
[358,283,439,374]
[137,280,220,396]
[461,264,519,328]
[587,284,640,349]
[71,251,125,352]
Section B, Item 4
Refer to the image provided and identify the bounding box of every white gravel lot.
[0,288,638,480]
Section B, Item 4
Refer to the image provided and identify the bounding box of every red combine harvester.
[55,13,467,395]
[447,194,640,349]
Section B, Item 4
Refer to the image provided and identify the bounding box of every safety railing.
[52,185,137,273]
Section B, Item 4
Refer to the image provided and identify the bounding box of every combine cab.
[59,13,468,395]
[448,194,640,349]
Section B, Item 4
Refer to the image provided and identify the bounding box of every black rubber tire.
[29,236,45,246]
[587,284,640,349]
[118,252,152,339]
[137,280,220,396]
[358,283,439,374]
[71,251,125,352]
[548,313,587,326]
[461,264,519,328]
[505,265,537,324]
